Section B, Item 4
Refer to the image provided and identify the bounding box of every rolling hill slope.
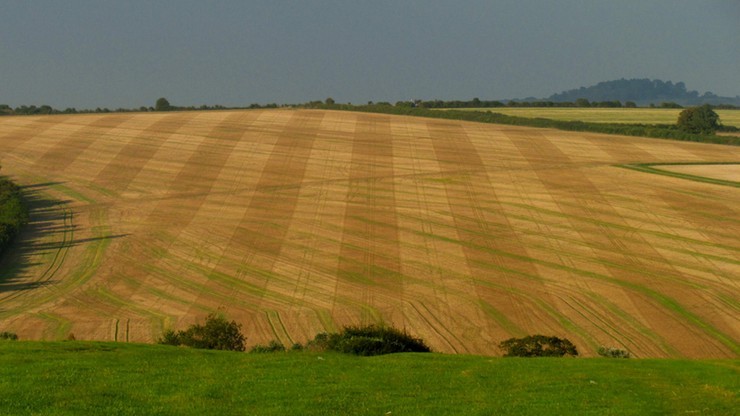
[0,109,738,357]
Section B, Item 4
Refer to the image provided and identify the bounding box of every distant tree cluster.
[547,78,740,107]
[4,79,740,117]
[0,98,286,116]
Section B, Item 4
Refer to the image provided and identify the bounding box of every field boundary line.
[619,162,740,188]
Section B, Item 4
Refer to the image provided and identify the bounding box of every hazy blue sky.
[1,0,738,109]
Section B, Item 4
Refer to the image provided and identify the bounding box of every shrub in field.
[0,331,18,341]
[677,105,720,134]
[307,325,431,356]
[499,335,578,357]
[158,313,246,352]
[597,346,631,358]
[249,340,286,353]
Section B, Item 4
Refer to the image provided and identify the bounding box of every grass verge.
[0,341,737,415]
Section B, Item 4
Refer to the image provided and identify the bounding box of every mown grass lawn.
[1,341,737,415]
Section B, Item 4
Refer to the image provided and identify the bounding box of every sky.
[1,0,738,109]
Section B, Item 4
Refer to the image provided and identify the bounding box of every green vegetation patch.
[0,342,737,415]
[0,176,28,257]
[620,162,740,188]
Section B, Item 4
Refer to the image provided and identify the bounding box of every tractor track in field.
[0,109,737,357]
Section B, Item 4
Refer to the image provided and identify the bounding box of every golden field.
[0,109,738,357]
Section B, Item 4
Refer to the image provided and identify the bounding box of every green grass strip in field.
[620,162,740,188]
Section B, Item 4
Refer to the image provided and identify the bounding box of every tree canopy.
[677,105,720,134]
[155,97,172,111]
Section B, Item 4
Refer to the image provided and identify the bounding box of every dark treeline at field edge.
[0,178,28,256]
[0,102,285,116]
[3,94,740,117]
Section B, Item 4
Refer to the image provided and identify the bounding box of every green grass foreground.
[1,342,737,415]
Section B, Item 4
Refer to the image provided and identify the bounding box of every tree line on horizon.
[546,78,740,107]
[4,97,737,117]
[3,78,740,116]
[0,99,284,116]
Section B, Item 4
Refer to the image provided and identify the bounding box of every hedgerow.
[0,332,19,341]
[158,313,246,352]
[499,335,579,357]
[306,325,431,356]
[305,103,740,146]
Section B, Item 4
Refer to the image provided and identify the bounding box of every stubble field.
[0,109,738,357]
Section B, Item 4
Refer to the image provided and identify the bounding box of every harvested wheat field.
[0,109,738,358]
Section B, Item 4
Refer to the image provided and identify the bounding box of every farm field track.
[448,107,740,127]
[0,109,738,358]
[657,164,740,183]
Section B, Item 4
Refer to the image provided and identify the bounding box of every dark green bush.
[499,335,578,357]
[0,177,28,257]
[307,325,431,356]
[597,346,631,358]
[0,331,19,341]
[249,340,286,353]
[158,313,246,351]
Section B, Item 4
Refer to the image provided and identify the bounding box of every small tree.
[325,97,335,106]
[155,97,172,112]
[677,105,720,134]
[499,335,578,357]
[159,313,246,351]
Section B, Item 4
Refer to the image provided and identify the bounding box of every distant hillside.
[545,78,740,107]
